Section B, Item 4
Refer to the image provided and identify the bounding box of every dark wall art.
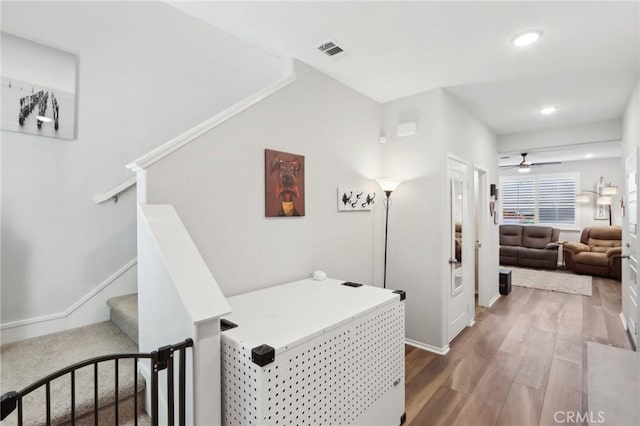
[1,32,77,140]
[265,149,305,217]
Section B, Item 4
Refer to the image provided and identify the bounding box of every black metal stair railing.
[0,338,193,426]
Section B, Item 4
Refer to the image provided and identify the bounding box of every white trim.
[93,177,136,204]
[468,319,476,327]
[127,73,297,172]
[620,311,628,330]
[487,293,501,307]
[405,338,450,355]
[1,258,137,330]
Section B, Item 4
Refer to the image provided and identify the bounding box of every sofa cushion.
[519,246,558,261]
[588,226,622,241]
[522,226,553,249]
[500,225,523,246]
[500,246,520,258]
[587,237,621,253]
[574,251,610,267]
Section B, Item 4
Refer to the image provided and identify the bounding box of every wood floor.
[405,277,631,426]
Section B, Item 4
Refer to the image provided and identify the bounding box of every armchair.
[563,226,622,280]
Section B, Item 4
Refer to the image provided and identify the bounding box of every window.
[500,173,577,227]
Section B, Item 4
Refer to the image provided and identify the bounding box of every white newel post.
[193,320,223,425]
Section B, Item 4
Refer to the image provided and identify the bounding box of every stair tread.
[0,321,146,425]
[107,293,138,323]
[108,293,139,344]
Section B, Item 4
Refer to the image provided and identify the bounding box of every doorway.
[474,167,488,312]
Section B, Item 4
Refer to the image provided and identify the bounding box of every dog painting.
[265,149,305,217]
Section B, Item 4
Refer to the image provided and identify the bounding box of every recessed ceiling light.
[584,153,594,159]
[512,30,543,47]
[539,106,558,115]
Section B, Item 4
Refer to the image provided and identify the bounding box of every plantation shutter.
[501,179,536,224]
[538,176,576,224]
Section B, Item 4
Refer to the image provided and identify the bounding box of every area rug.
[588,342,640,425]
[508,266,592,296]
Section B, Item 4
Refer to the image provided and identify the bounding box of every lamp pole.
[376,178,402,289]
[383,190,391,289]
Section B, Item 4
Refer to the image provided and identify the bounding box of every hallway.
[405,277,630,426]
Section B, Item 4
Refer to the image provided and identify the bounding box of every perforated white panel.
[222,299,404,426]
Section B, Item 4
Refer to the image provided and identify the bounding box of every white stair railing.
[93,177,136,204]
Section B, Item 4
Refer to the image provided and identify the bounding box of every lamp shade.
[597,196,613,205]
[376,178,402,193]
[576,194,590,203]
[602,186,618,196]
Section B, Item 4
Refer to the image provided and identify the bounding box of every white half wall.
[498,118,623,154]
[500,157,625,242]
[140,61,383,297]
[137,204,230,425]
[1,1,283,327]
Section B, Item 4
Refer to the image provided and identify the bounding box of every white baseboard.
[487,294,501,307]
[469,319,476,327]
[0,259,137,344]
[405,338,450,355]
[620,311,628,330]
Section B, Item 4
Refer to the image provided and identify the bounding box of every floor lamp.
[376,178,402,288]
[576,179,618,226]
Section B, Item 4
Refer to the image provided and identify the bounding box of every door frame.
[474,166,490,308]
[622,148,639,350]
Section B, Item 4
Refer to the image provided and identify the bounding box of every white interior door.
[448,158,472,342]
[623,150,639,349]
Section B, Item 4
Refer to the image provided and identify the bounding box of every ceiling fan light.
[597,196,613,206]
[518,166,531,173]
[602,186,618,196]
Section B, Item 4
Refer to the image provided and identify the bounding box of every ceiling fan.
[499,152,561,173]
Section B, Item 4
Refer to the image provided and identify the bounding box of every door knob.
[621,254,630,259]
[449,258,458,264]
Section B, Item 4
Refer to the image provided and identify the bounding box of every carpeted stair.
[107,293,139,344]
[1,299,147,425]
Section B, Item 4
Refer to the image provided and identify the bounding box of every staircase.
[0,294,145,425]
[107,294,139,344]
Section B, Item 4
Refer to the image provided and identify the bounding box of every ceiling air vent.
[317,41,345,57]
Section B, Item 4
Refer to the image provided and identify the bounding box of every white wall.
[141,61,383,297]
[380,88,499,351]
[0,1,283,333]
[440,89,500,312]
[380,89,445,351]
[498,118,623,154]
[500,157,624,242]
